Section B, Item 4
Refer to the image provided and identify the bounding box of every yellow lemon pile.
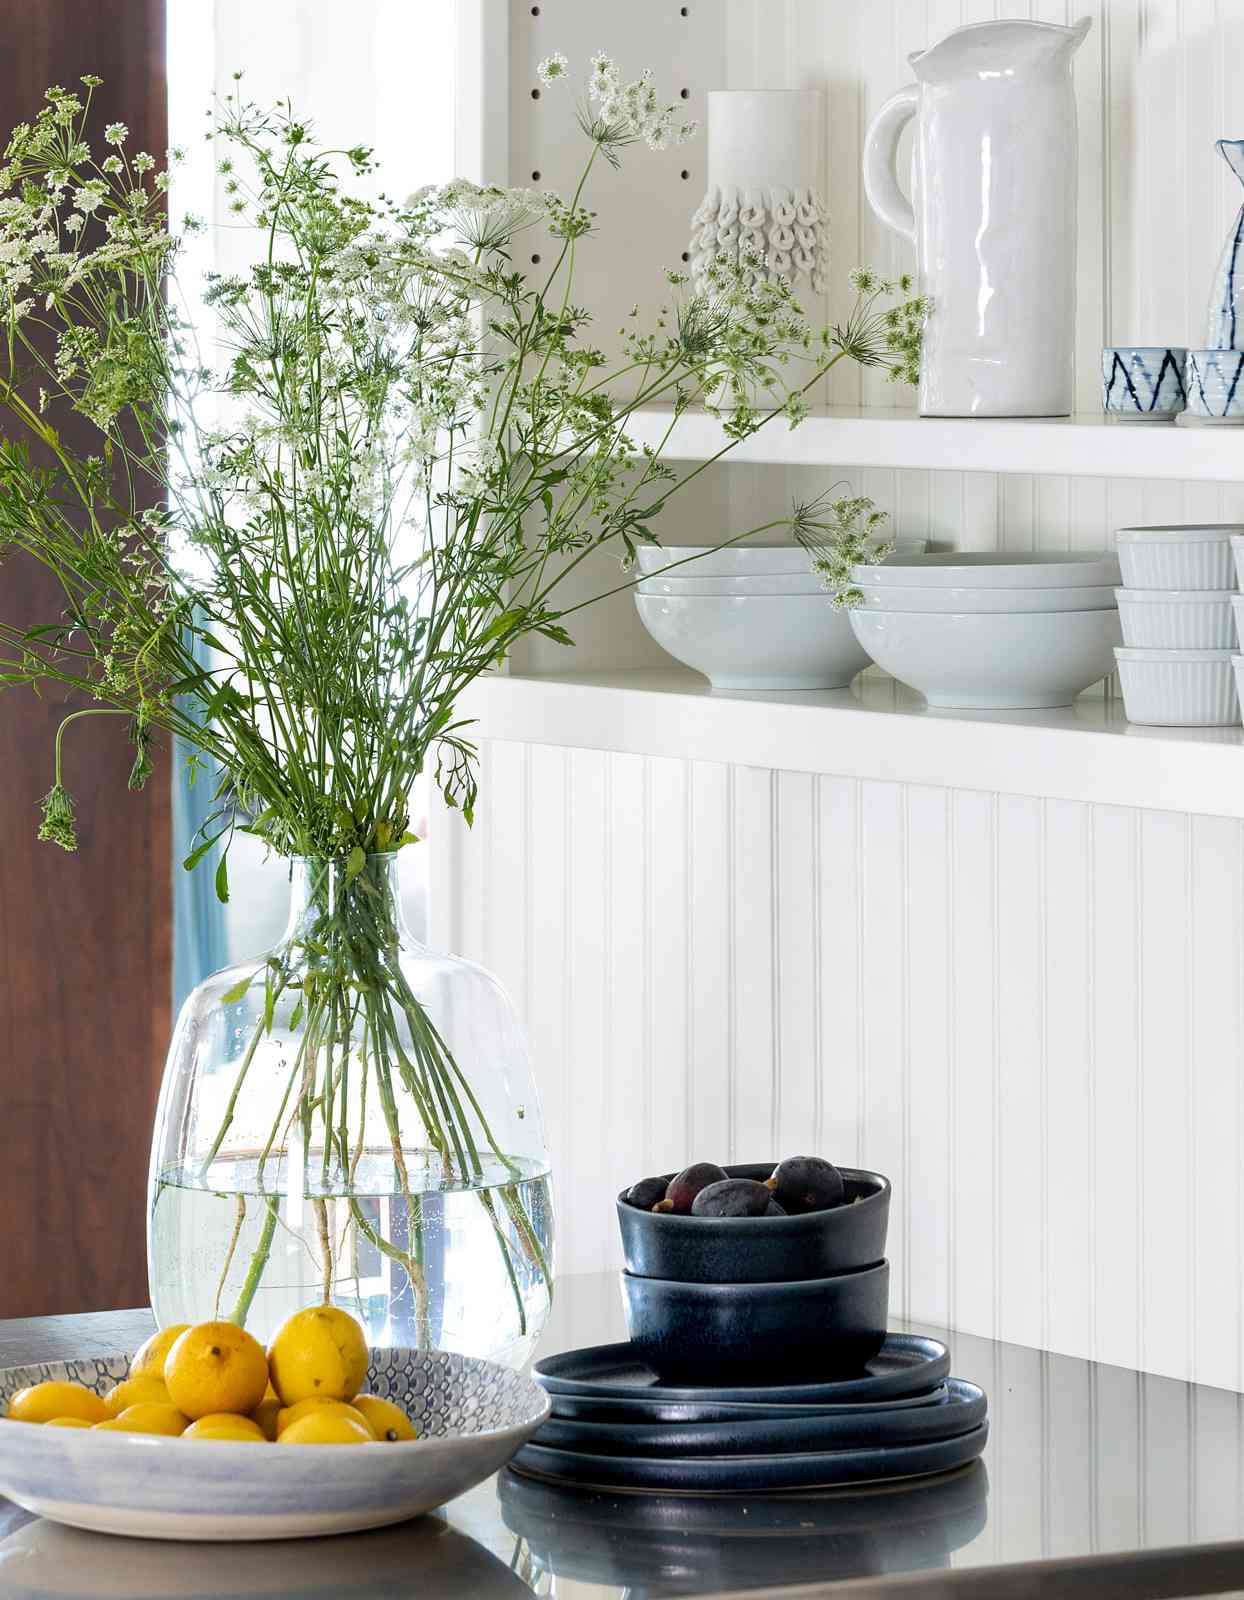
[3,1306,418,1445]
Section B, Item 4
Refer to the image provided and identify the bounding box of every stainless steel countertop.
[2,1274,1244,1598]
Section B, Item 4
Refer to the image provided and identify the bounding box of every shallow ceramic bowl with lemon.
[0,1348,550,1541]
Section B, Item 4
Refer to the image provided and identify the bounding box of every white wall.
[436,743,1244,1391]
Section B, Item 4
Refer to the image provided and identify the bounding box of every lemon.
[183,1413,267,1442]
[128,1324,190,1381]
[103,1375,172,1417]
[165,1322,269,1420]
[267,1306,368,1406]
[275,1396,373,1436]
[45,1416,93,1429]
[250,1397,282,1441]
[352,1395,417,1442]
[278,1411,373,1445]
[6,1382,107,1425]
[94,1402,190,1436]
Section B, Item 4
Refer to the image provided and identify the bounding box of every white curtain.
[167,1,459,978]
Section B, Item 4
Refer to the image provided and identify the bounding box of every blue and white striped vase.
[1204,139,1244,349]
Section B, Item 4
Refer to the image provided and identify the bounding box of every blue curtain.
[172,629,228,1016]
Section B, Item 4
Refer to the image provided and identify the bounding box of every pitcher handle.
[863,85,918,244]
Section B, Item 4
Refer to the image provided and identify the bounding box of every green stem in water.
[230,1196,278,1327]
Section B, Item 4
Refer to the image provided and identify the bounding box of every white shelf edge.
[459,669,1244,820]
[625,405,1244,482]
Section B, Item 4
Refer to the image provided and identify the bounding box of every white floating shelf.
[461,669,1244,820]
[624,404,1244,481]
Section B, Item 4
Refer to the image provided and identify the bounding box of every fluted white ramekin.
[1116,526,1240,590]
[1115,588,1236,649]
[1115,647,1240,726]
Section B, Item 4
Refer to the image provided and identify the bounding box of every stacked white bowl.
[1113,526,1243,726]
[844,552,1124,710]
[633,539,927,691]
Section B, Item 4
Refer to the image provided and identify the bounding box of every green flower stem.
[205,856,542,1343]
[202,966,294,1171]
[229,1196,278,1327]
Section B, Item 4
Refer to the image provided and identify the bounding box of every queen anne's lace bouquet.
[0,67,924,1330]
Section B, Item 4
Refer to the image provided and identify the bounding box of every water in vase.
[149,1150,553,1363]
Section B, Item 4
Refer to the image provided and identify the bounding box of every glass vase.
[147,853,553,1365]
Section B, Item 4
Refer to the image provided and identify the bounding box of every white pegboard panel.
[509,1,726,372]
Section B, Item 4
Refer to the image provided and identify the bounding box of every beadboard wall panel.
[434,743,1244,1391]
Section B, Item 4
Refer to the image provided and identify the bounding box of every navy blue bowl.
[617,1163,889,1284]
[620,1261,890,1384]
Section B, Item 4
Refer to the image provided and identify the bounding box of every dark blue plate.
[510,1420,989,1495]
[534,1378,986,1458]
[533,1332,950,1407]
[547,1380,950,1425]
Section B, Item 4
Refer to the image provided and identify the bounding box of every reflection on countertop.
[6,1274,1244,1598]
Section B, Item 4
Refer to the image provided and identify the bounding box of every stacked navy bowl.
[510,1164,988,1495]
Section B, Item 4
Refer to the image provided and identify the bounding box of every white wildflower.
[103,121,128,145]
[133,152,154,174]
[537,52,569,85]
[71,182,106,215]
[588,52,619,101]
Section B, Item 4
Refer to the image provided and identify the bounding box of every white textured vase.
[689,89,827,307]
[863,18,1091,418]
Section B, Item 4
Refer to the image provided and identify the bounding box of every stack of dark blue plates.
[511,1334,988,1494]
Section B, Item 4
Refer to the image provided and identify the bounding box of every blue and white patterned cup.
[1186,348,1244,423]
[1101,346,1187,421]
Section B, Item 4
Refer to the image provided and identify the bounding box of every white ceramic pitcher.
[863,17,1091,418]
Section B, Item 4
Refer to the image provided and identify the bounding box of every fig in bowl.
[616,1162,890,1285]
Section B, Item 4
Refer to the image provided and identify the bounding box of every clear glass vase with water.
[148,853,553,1364]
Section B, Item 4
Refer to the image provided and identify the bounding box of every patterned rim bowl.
[0,1347,550,1543]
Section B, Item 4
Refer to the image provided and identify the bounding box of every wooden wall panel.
[0,0,171,1316]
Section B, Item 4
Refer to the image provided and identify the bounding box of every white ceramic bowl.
[1116,588,1236,649]
[1115,648,1240,727]
[634,593,872,690]
[638,571,828,597]
[636,538,927,579]
[853,582,1117,614]
[854,551,1121,590]
[847,608,1122,709]
[1115,526,1241,590]
[0,1349,550,1542]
